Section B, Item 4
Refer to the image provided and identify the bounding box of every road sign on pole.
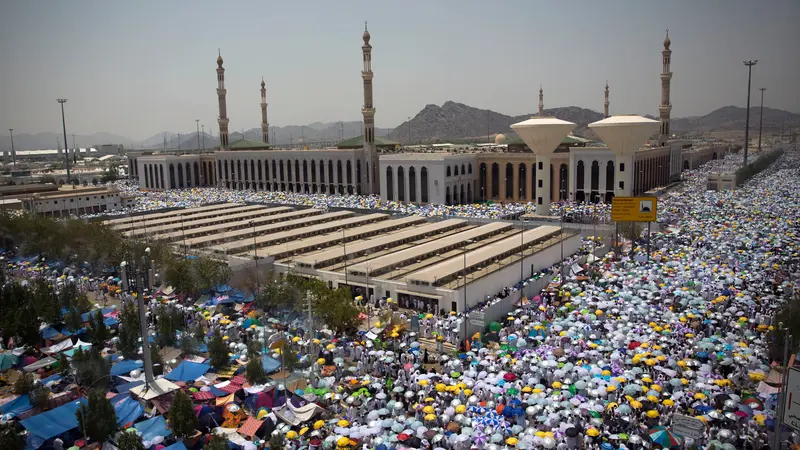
[671,414,706,440]
[611,196,658,222]
[784,367,800,433]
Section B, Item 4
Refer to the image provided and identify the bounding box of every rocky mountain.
[0,131,136,152]
[388,101,605,144]
[387,102,800,144]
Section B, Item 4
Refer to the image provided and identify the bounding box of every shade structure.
[510,117,576,215]
[588,115,660,197]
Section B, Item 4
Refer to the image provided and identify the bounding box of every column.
[535,154,551,216]
[486,164,493,200]
[512,163,519,202]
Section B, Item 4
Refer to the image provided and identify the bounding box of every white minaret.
[216,50,230,148]
[604,81,610,118]
[361,21,379,194]
[260,78,269,144]
[659,30,672,146]
[538,85,544,115]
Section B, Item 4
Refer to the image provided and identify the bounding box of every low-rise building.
[19,185,135,217]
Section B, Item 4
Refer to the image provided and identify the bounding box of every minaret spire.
[216,50,230,148]
[659,29,673,146]
[604,81,610,118]
[260,77,269,144]
[361,21,379,194]
[538,85,544,115]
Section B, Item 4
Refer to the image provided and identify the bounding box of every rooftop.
[336,135,399,148]
[228,138,272,150]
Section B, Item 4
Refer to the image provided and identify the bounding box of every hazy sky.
[2,0,798,140]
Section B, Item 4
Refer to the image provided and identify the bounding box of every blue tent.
[0,352,18,370]
[110,360,143,376]
[134,415,172,441]
[104,317,120,327]
[20,398,86,441]
[40,374,63,386]
[112,395,144,425]
[0,395,32,417]
[164,441,188,450]
[115,380,145,395]
[164,361,211,382]
[261,355,281,373]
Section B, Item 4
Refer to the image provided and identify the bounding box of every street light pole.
[341,228,349,287]
[201,125,205,150]
[8,128,15,166]
[461,239,473,345]
[250,220,259,290]
[57,99,71,183]
[742,60,758,166]
[758,88,766,153]
[196,120,200,151]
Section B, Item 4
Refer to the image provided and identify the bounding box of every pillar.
[536,154,551,215]
[486,164,493,200]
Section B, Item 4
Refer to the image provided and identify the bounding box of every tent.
[20,398,86,441]
[130,379,179,401]
[115,380,145,395]
[0,395,32,417]
[22,356,57,373]
[41,339,73,354]
[0,352,18,370]
[272,402,325,427]
[133,415,172,441]
[164,361,211,382]
[112,395,144,425]
[110,360,143,377]
[261,355,281,374]
[41,374,63,386]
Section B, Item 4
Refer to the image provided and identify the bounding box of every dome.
[363,29,371,44]
[663,31,671,49]
[217,54,224,67]
[494,134,507,145]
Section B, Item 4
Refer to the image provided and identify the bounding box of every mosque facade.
[130,28,726,206]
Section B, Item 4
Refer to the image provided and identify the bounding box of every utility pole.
[178,133,181,150]
[201,125,205,149]
[57,99,71,183]
[8,128,15,166]
[742,60,757,165]
[758,88,766,153]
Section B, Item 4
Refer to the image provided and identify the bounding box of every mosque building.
[130,28,725,206]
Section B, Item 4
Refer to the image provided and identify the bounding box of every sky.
[1,0,799,140]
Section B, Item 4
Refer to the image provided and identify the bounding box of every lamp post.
[57,99,71,183]
[8,128,15,166]
[250,220,259,291]
[519,220,525,282]
[180,217,187,257]
[340,228,349,286]
[758,88,766,153]
[461,239,473,344]
[201,125,205,150]
[196,120,200,150]
[742,60,758,165]
[120,248,155,387]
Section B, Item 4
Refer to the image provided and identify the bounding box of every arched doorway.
[460,184,465,205]
[467,183,472,203]
[169,164,176,189]
[605,161,615,202]
[408,167,417,203]
[590,161,600,203]
[479,163,487,200]
[421,167,429,203]
[683,160,690,171]
[491,163,499,198]
[576,161,585,200]
[559,164,568,200]
[445,186,451,205]
[505,163,513,199]
[712,152,718,160]
[386,167,394,200]
[177,164,184,188]
[346,160,353,194]
[397,166,405,202]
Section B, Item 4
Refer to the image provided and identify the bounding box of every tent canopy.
[113,395,144,425]
[133,415,172,441]
[164,361,211,382]
[0,395,32,417]
[110,360,143,377]
[20,398,86,441]
[261,355,281,374]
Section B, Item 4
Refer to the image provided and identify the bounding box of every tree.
[65,307,84,332]
[58,353,71,376]
[156,308,178,348]
[180,334,198,356]
[208,330,229,369]
[0,423,24,450]
[29,385,50,410]
[116,431,146,450]
[192,256,232,293]
[89,309,110,346]
[117,302,141,359]
[206,434,229,450]
[13,373,34,395]
[76,389,118,443]
[269,434,286,450]
[150,344,164,376]
[73,347,111,388]
[13,303,41,348]
[192,321,206,342]
[167,389,198,439]
[245,342,267,384]
[280,342,299,373]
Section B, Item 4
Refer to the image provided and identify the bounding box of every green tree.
[208,330,229,369]
[280,342,299,373]
[245,342,267,384]
[156,308,178,348]
[0,423,24,450]
[206,434,229,450]
[116,431,146,450]
[58,353,71,376]
[13,303,41,348]
[192,321,205,342]
[30,279,61,325]
[29,385,50,410]
[180,334,198,356]
[167,389,198,439]
[268,434,286,450]
[65,307,84,332]
[76,389,118,443]
[13,373,34,395]
[192,256,232,293]
[150,344,164,375]
[73,347,111,388]
[117,302,141,359]
[89,309,110,346]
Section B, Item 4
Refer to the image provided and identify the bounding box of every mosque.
[129,27,725,206]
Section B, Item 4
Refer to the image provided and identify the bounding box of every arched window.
[303,160,309,183]
[479,163,486,200]
[606,161,614,193]
[491,163,499,198]
[505,163,513,199]
[397,166,405,202]
[461,164,466,175]
[311,160,316,183]
[257,160,263,182]
[460,184,465,205]
[328,160,334,185]
[468,163,472,174]
[169,164,176,189]
[279,160,285,183]
[467,183,472,203]
[446,166,452,177]
[577,161,585,190]
[454,165,459,176]
[408,166,416,203]
[386,166,394,200]
[421,167,429,203]
[193,162,200,186]
[177,163,184,188]
[250,160,256,185]
[560,163,569,200]
[346,160,353,185]
[319,160,325,183]
[337,161,343,187]
[159,165,165,189]
[446,186,451,205]
[591,160,600,191]
[356,160,362,194]
[294,160,300,182]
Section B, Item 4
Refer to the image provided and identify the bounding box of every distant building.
[18,185,135,217]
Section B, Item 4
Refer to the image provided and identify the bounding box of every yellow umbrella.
[286,431,298,439]
[455,404,467,414]
[299,427,309,436]
[326,343,336,350]
[313,420,325,430]
[424,397,434,402]
[630,400,643,409]
[607,402,619,410]
[317,358,326,365]
[506,437,519,445]
[418,379,429,386]
[663,399,675,407]
[694,392,706,400]
[646,410,659,419]
[424,413,436,421]
[423,406,435,414]
[586,428,600,437]
[337,419,350,427]
[337,437,350,447]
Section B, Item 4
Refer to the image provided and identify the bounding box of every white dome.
[494,134,507,145]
